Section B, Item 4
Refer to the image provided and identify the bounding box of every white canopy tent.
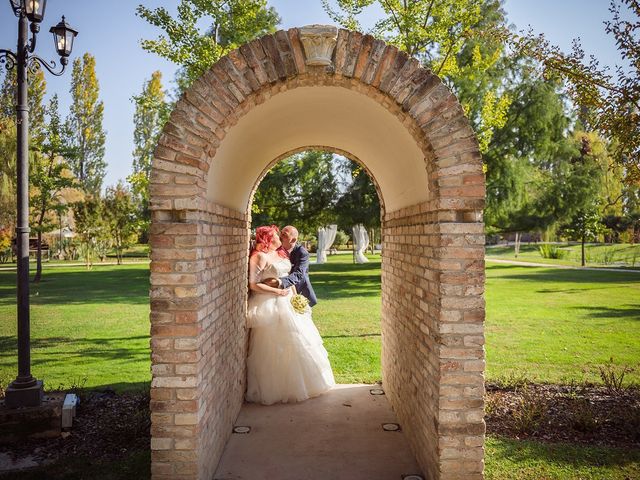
[352,224,369,263]
[315,224,338,264]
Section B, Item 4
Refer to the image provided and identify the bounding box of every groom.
[264,225,317,307]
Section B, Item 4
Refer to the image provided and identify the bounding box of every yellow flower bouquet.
[290,293,309,314]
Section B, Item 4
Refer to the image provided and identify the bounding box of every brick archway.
[149,26,485,480]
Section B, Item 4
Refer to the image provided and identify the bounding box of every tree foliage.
[104,182,139,265]
[251,151,339,234]
[334,160,380,232]
[0,69,47,230]
[484,63,571,233]
[72,195,109,269]
[137,0,280,90]
[128,71,169,239]
[67,53,106,194]
[322,0,511,152]
[0,117,16,230]
[510,0,640,183]
[30,95,76,282]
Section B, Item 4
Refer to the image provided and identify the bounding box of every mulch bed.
[486,382,640,448]
[1,383,638,475]
[0,389,150,469]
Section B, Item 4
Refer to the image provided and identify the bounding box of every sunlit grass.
[1,254,638,391]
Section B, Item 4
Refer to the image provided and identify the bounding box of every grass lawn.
[0,264,151,392]
[1,254,639,389]
[485,261,640,384]
[486,242,640,269]
[485,436,640,479]
[311,256,382,383]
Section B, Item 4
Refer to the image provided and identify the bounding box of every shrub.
[598,358,636,395]
[492,371,530,391]
[570,398,598,433]
[511,385,547,434]
[538,244,567,259]
[0,227,12,263]
[333,230,349,247]
[599,247,617,265]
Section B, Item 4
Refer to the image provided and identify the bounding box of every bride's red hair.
[251,225,288,258]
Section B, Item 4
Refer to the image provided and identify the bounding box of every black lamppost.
[1,0,77,408]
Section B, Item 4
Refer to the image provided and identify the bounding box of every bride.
[246,225,335,405]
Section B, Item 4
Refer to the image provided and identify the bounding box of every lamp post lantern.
[1,0,77,408]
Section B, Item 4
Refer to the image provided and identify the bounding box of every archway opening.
[249,148,384,384]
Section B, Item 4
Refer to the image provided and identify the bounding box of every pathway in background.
[0,260,150,271]
[486,258,640,274]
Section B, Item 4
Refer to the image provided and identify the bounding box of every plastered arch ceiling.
[206,86,429,213]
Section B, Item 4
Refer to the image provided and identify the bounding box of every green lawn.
[485,261,640,384]
[311,257,382,383]
[486,242,640,269]
[0,264,151,392]
[485,436,640,479]
[1,254,639,390]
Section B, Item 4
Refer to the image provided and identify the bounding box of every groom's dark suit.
[279,245,317,307]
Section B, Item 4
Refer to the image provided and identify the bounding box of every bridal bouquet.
[291,293,309,314]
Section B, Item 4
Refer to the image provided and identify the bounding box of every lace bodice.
[265,258,291,278]
[252,258,291,283]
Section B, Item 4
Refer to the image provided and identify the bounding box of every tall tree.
[0,69,47,231]
[334,160,380,232]
[483,63,572,233]
[529,131,605,240]
[104,182,139,265]
[73,195,108,269]
[128,71,169,238]
[0,68,46,145]
[137,0,280,90]
[67,53,106,194]
[0,116,16,230]
[30,95,76,282]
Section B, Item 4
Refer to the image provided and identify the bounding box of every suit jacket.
[280,245,317,307]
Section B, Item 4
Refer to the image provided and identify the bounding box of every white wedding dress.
[246,258,335,405]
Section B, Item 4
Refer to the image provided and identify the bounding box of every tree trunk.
[33,231,42,283]
[581,233,586,267]
[369,228,375,255]
[514,232,521,258]
[34,199,48,283]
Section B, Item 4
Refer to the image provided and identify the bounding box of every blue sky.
[0,0,629,189]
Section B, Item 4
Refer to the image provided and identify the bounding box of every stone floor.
[214,384,424,480]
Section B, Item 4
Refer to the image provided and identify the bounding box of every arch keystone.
[299,24,338,66]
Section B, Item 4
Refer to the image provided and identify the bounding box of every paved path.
[0,260,149,271]
[486,257,640,274]
[214,384,423,480]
